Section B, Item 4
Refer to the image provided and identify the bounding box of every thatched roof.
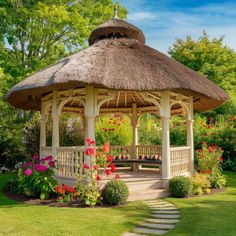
[7,18,228,112]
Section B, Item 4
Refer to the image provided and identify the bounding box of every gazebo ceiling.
[7,17,228,112]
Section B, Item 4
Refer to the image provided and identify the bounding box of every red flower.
[62,184,67,190]
[115,174,120,179]
[93,165,98,170]
[208,149,213,153]
[211,145,217,150]
[55,186,61,192]
[229,116,235,121]
[85,148,96,156]
[105,169,111,176]
[68,187,75,193]
[219,157,224,162]
[96,175,101,181]
[200,170,205,174]
[107,155,113,163]
[110,164,116,172]
[83,164,90,170]
[198,149,203,153]
[220,147,224,151]
[60,189,66,195]
[102,142,110,153]
[206,169,212,174]
[202,141,207,145]
[207,125,211,129]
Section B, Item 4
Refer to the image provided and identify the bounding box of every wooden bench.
[112,159,162,172]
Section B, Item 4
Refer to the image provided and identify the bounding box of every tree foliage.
[0,0,127,78]
[169,32,236,114]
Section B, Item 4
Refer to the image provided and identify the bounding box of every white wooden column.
[84,85,97,167]
[132,103,138,159]
[39,109,47,158]
[187,96,194,175]
[160,91,171,188]
[52,91,59,159]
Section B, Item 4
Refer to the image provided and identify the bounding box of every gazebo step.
[128,189,169,201]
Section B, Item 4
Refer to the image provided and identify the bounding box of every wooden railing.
[56,147,84,177]
[136,145,162,159]
[170,146,191,177]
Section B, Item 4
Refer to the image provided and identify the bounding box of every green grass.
[166,171,236,236]
[1,172,236,236]
[0,173,149,236]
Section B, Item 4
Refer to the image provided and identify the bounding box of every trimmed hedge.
[103,179,129,205]
[169,176,192,198]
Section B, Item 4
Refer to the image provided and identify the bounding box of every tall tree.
[0,0,127,79]
[169,32,236,114]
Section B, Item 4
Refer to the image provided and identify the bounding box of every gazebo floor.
[57,167,169,201]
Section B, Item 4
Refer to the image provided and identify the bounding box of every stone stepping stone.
[145,218,180,224]
[122,233,145,236]
[147,203,175,207]
[151,210,179,214]
[151,214,180,219]
[146,201,167,204]
[150,206,178,210]
[140,222,176,229]
[135,227,168,235]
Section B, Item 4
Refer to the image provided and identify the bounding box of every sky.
[119,0,236,54]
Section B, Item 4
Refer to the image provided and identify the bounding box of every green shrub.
[208,168,227,189]
[169,176,192,198]
[191,172,211,195]
[103,180,129,205]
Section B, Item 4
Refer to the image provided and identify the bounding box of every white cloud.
[128,12,157,21]
[124,2,236,54]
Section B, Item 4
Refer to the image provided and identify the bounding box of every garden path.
[123,200,180,235]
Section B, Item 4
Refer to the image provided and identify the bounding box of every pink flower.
[86,137,92,144]
[202,141,207,145]
[32,154,39,160]
[40,156,53,163]
[24,168,32,176]
[33,164,48,172]
[22,162,33,169]
[115,174,120,179]
[48,161,55,167]
[90,140,96,145]
[85,148,96,156]
[83,164,90,170]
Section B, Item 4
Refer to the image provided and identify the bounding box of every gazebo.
[7,14,228,191]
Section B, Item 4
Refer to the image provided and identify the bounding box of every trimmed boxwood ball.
[169,176,192,198]
[103,179,129,205]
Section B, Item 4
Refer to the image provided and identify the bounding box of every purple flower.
[22,162,33,169]
[32,154,39,161]
[48,161,55,167]
[33,164,48,172]
[24,168,32,176]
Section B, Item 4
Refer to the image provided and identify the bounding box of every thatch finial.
[114,3,119,18]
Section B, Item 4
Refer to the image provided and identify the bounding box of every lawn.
[0,173,149,236]
[167,171,236,236]
[1,172,236,236]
